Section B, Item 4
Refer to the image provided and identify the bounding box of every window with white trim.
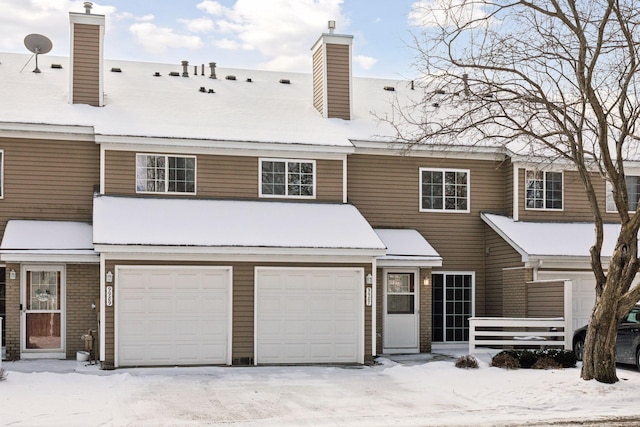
[525,170,563,210]
[420,168,469,212]
[260,159,315,198]
[136,154,196,194]
[606,176,640,213]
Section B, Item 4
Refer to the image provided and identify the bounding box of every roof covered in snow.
[0,52,421,149]
[374,228,442,266]
[93,196,386,255]
[481,213,623,260]
[0,220,96,262]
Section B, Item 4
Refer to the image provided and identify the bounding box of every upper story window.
[259,159,315,198]
[606,176,640,213]
[136,154,196,194]
[525,170,563,210]
[420,168,470,212]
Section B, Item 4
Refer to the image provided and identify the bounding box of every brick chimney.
[311,21,353,120]
[69,2,105,106]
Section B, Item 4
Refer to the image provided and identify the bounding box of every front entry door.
[383,271,419,353]
[22,267,65,358]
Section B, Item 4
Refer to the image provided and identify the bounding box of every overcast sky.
[0,0,435,79]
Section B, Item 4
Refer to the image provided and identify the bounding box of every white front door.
[383,270,419,353]
[21,266,65,359]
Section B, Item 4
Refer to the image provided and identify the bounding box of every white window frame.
[259,158,316,199]
[135,153,197,195]
[419,168,470,213]
[525,170,564,211]
[606,177,640,213]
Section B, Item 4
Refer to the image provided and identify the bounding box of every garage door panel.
[118,267,231,367]
[256,268,363,364]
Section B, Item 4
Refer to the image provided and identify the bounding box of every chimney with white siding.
[69,2,105,106]
[311,21,353,120]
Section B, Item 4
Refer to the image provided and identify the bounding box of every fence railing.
[468,317,571,353]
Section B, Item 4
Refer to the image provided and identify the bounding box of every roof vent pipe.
[328,20,336,34]
[181,60,189,77]
[209,62,217,79]
[84,2,93,14]
[201,64,205,76]
[194,65,197,76]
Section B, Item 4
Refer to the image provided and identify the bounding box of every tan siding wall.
[312,46,324,115]
[103,260,371,367]
[484,224,524,316]
[325,44,350,120]
[526,281,564,317]
[504,160,513,216]
[104,151,343,202]
[65,264,101,358]
[72,24,100,106]
[0,137,99,236]
[502,268,533,318]
[348,154,508,316]
[517,169,613,222]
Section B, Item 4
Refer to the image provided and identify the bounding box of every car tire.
[636,348,640,371]
[573,338,584,361]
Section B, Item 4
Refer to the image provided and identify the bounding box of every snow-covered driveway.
[2,357,640,426]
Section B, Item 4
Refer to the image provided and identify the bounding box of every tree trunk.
[580,293,620,383]
[581,230,638,383]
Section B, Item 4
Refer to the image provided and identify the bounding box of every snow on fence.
[468,317,571,353]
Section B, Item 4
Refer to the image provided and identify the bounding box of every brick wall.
[420,268,432,353]
[65,264,100,358]
[5,263,20,360]
[502,267,533,317]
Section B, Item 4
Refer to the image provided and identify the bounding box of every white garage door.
[255,268,364,364]
[117,266,232,367]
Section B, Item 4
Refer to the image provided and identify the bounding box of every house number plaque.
[365,287,372,306]
[106,286,113,307]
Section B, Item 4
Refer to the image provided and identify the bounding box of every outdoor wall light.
[423,277,430,287]
[106,271,113,283]
[365,273,373,285]
[9,269,16,280]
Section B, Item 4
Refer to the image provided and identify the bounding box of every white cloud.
[0,0,115,53]
[129,22,203,54]
[180,17,215,33]
[198,0,348,72]
[409,0,495,28]
[197,1,226,16]
[354,55,377,70]
[214,38,241,50]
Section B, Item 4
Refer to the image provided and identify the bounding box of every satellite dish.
[24,34,53,73]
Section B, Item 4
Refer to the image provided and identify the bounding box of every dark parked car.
[573,305,640,370]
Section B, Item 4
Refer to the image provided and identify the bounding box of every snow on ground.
[1,354,640,426]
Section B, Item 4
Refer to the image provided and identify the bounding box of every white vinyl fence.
[468,317,571,353]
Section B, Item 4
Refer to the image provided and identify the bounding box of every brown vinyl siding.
[102,260,371,368]
[0,137,99,236]
[484,224,525,316]
[504,160,514,216]
[104,150,343,202]
[312,46,324,115]
[72,24,100,106]
[526,280,564,317]
[325,44,350,120]
[348,154,509,316]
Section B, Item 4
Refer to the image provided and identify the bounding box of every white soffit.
[93,196,386,255]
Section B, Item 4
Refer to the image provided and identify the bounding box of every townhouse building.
[0,6,624,367]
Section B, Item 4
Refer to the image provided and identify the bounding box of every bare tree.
[390,0,640,383]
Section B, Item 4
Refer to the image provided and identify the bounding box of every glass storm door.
[24,270,63,351]
[383,272,419,351]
